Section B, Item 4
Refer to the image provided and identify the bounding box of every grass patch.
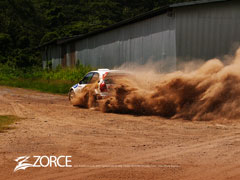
[0,79,74,94]
[0,64,94,94]
[0,115,20,133]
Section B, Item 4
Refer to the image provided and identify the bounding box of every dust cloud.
[71,82,98,108]
[74,48,240,120]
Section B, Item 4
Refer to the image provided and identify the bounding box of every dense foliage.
[0,0,196,68]
[0,64,93,93]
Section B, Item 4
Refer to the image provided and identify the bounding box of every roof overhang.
[170,0,229,8]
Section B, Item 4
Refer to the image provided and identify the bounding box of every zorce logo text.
[14,155,72,172]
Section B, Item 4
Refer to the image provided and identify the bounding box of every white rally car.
[69,69,120,103]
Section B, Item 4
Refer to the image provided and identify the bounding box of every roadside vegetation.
[0,115,20,133]
[0,64,93,94]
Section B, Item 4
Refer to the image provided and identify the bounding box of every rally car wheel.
[68,89,76,103]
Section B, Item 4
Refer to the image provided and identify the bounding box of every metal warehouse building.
[40,0,240,71]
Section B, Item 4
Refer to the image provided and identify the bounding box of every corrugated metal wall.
[175,0,240,63]
[42,0,240,71]
[75,13,177,71]
[42,45,62,69]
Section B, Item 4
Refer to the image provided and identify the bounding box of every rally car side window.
[81,72,94,84]
[90,73,99,83]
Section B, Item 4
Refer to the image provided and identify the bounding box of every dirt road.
[0,86,240,180]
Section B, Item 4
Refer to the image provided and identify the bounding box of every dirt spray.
[74,48,240,120]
